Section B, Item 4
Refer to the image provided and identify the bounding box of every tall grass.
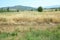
[0,11,60,40]
[0,25,60,40]
[0,11,60,23]
[21,26,60,40]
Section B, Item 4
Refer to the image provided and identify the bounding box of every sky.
[0,0,60,8]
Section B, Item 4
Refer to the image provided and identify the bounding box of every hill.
[45,5,60,9]
[0,5,37,11]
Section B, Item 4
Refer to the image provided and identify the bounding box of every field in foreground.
[0,11,60,40]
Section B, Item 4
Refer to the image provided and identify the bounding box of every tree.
[17,10,19,12]
[55,9,57,11]
[7,7,9,12]
[37,6,43,12]
[31,9,33,11]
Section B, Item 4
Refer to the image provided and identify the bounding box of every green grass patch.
[0,31,18,40]
[20,25,60,40]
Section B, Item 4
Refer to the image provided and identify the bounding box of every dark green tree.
[55,9,57,11]
[7,7,9,12]
[37,6,43,12]
[17,10,19,12]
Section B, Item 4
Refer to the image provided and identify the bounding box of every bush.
[7,7,9,12]
[37,6,43,12]
[17,10,19,12]
[55,9,57,11]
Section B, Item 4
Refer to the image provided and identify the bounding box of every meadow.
[0,11,60,40]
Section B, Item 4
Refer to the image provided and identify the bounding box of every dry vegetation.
[0,11,60,24]
[0,11,60,32]
[0,11,60,40]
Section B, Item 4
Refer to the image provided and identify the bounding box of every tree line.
[0,6,60,12]
[0,7,19,12]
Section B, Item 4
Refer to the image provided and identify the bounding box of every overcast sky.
[0,0,60,8]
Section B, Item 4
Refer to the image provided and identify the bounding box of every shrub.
[7,7,9,12]
[37,6,43,12]
[55,9,57,11]
[17,10,19,12]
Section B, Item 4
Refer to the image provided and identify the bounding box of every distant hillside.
[45,5,60,9]
[0,5,37,11]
